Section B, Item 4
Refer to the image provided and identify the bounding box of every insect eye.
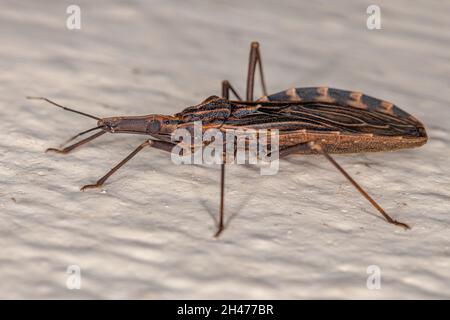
[105,121,118,132]
[147,120,160,133]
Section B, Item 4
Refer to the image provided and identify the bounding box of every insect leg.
[214,162,226,237]
[246,41,268,101]
[59,126,104,147]
[221,80,242,100]
[214,78,246,237]
[278,141,411,230]
[46,131,106,154]
[80,140,176,191]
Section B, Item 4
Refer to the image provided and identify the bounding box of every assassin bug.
[27,42,427,237]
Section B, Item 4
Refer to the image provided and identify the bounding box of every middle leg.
[246,41,268,101]
[221,80,242,100]
[214,77,246,237]
[221,41,269,102]
[215,41,269,236]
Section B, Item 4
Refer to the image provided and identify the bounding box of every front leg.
[46,131,106,154]
[81,139,176,191]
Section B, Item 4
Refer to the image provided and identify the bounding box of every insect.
[27,42,427,237]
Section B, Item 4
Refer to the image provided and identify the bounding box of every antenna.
[26,96,101,120]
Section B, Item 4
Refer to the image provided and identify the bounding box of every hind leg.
[278,141,410,230]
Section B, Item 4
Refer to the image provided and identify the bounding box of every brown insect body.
[98,114,178,139]
[28,42,428,236]
[102,86,427,155]
[148,87,427,154]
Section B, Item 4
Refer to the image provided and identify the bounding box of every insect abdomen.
[254,86,427,152]
[260,87,424,130]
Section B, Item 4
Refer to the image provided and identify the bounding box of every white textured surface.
[1,0,450,299]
